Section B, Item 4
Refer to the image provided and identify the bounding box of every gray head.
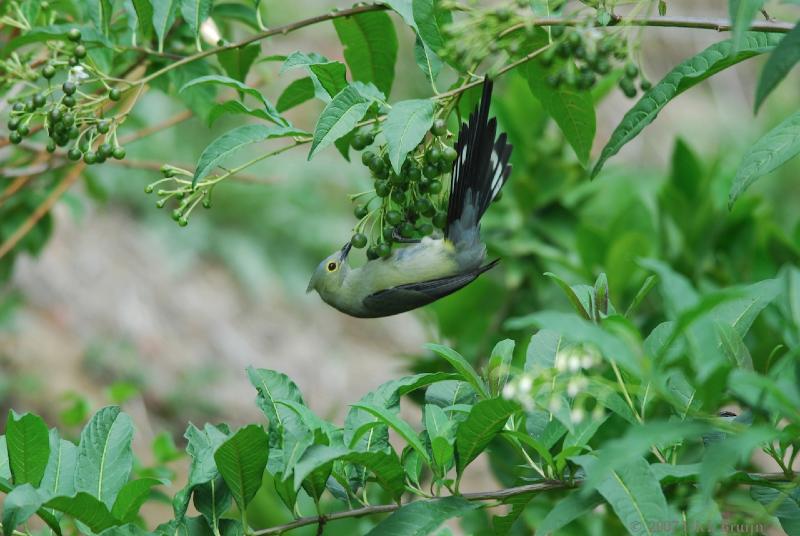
[307,242,353,295]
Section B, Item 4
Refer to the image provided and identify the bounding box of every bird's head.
[307,241,352,295]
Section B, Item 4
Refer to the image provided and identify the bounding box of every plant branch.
[252,471,792,535]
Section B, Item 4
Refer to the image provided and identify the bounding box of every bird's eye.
[326,262,337,272]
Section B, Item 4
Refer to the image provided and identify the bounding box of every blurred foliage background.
[1,0,799,532]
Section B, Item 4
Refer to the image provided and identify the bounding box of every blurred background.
[1,0,798,531]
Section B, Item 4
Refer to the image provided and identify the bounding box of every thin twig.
[252,472,792,535]
[118,109,194,145]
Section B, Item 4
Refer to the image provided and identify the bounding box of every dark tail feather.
[445,77,513,241]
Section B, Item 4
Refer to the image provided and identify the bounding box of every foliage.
[1,0,800,535]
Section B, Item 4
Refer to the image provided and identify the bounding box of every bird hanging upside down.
[307,78,513,318]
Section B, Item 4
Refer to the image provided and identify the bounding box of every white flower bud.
[68,66,88,84]
[570,407,585,424]
[548,396,562,413]
[518,375,532,394]
[502,383,516,400]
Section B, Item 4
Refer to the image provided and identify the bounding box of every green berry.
[376,243,391,258]
[162,167,175,178]
[351,133,368,150]
[423,164,439,179]
[62,112,75,126]
[625,62,639,78]
[97,120,110,134]
[382,225,395,242]
[62,82,76,95]
[7,118,19,130]
[12,102,24,112]
[178,217,188,227]
[366,246,379,260]
[551,26,565,38]
[17,124,29,136]
[74,45,87,59]
[567,31,581,48]
[67,148,82,160]
[144,185,154,194]
[556,41,570,58]
[361,150,376,166]
[63,95,76,107]
[431,118,447,137]
[391,189,405,204]
[375,180,390,197]
[83,151,96,164]
[9,131,22,144]
[46,140,57,153]
[419,178,430,193]
[426,146,442,164]
[354,204,369,219]
[351,233,368,249]
[109,88,121,101]
[399,222,415,238]
[640,80,652,91]
[428,180,442,194]
[407,165,421,181]
[413,198,433,216]
[67,28,82,42]
[112,147,126,160]
[442,146,457,162]
[594,59,610,75]
[171,209,182,221]
[417,222,433,236]
[98,143,112,158]
[33,93,46,108]
[433,212,448,229]
[68,57,79,67]
[386,210,402,225]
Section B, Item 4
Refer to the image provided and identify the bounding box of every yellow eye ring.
[326,262,338,272]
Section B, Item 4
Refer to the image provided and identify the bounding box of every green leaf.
[2,484,43,536]
[384,99,435,173]
[382,0,415,28]
[524,329,563,371]
[5,411,49,487]
[755,22,800,111]
[180,75,286,126]
[45,492,120,533]
[426,344,489,399]
[729,0,764,53]
[212,3,259,31]
[414,36,443,83]
[351,403,430,463]
[87,0,113,35]
[424,405,455,469]
[525,62,595,166]
[425,380,477,410]
[592,32,782,178]
[492,491,537,535]
[650,463,702,482]
[112,478,164,522]
[487,339,514,397]
[308,86,372,159]
[218,43,260,82]
[214,424,269,512]
[543,272,592,319]
[309,62,349,99]
[40,429,77,498]
[729,110,800,207]
[152,0,179,53]
[750,485,800,535]
[365,496,477,536]
[193,475,231,530]
[563,414,609,450]
[455,398,518,477]
[573,456,669,536]
[74,406,134,508]
[276,77,315,112]
[345,451,406,500]
[207,100,285,127]
[193,125,307,186]
[173,423,229,519]
[333,10,398,96]
[180,0,212,50]
[537,490,604,535]
[413,0,452,54]
[123,0,154,44]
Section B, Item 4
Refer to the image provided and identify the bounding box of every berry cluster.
[539,27,650,98]
[3,28,127,164]
[144,166,212,227]
[348,118,457,259]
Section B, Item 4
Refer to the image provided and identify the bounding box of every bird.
[307,77,512,318]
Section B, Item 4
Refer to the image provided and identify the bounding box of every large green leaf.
[425,343,489,398]
[0,436,10,480]
[281,52,348,101]
[87,0,113,35]
[193,475,231,530]
[524,329,563,371]
[74,406,134,508]
[180,0,212,50]
[180,75,286,126]
[729,111,800,207]
[333,10,398,96]
[755,22,800,111]
[172,423,229,519]
[218,43,260,83]
[40,429,77,498]
[455,398,518,477]
[574,456,670,536]
[152,0,179,52]
[536,490,604,535]
[277,77,316,112]
[45,492,120,533]
[525,62,595,166]
[5,411,49,487]
[592,32,782,178]
[193,125,307,186]
[123,0,154,44]
[365,496,477,536]
[414,36,443,83]
[207,100,283,127]
[384,99,435,173]
[729,0,764,53]
[351,403,430,463]
[413,0,451,54]
[214,425,269,512]
[750,485,800,534]
[308,86,372,159]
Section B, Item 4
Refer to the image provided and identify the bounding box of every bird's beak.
[306,275,315,293]
[339,241,352,261]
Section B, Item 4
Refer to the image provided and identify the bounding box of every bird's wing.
[362,260,499,316]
